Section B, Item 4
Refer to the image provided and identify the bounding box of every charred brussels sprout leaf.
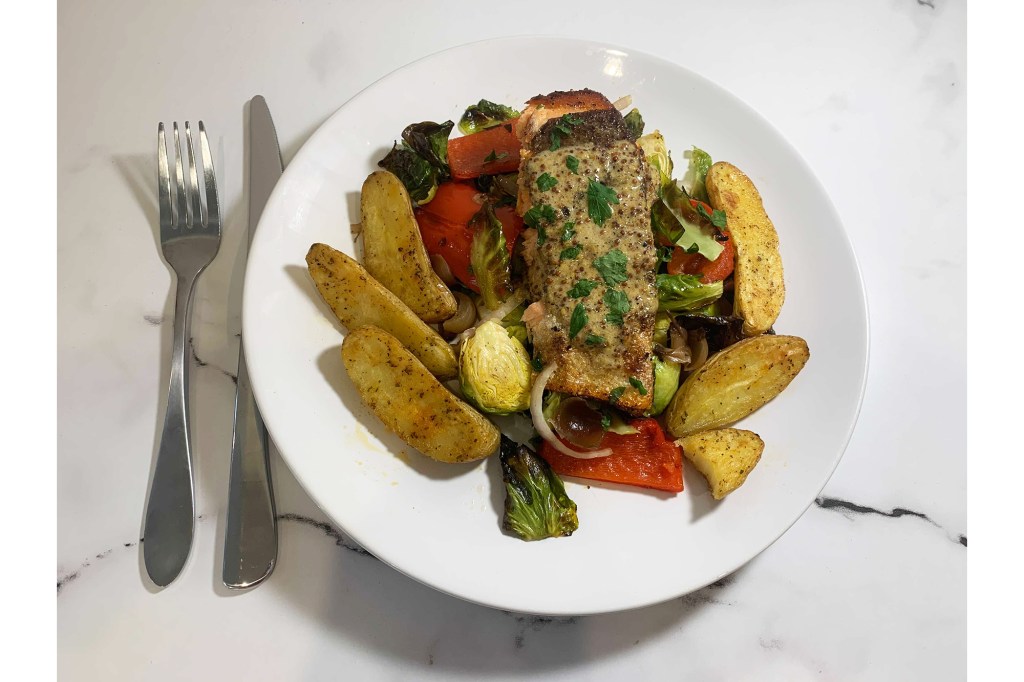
[469,203,512,310]
[500,437,579,541]
[656,273,724,314]
[401,120,455,181]
[623,108,645,140]
[378,143,438,205]
[684,146,714,204]
[459,99,521,135]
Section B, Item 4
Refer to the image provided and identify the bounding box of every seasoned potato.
[665,335,809,437]
[361,171,457,323]
[678,429,764,500]
[341,326,500,463]
[706,162,785,336]
[306,243,458,379]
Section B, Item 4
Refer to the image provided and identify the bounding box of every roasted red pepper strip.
[448,120,521,179]
[540,418,684,493]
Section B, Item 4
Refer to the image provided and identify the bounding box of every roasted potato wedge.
[341,326,500,463]
[706,162,785,336]
[306,243,457,379]
[361,171,457,323]
[678,429,764,500]
[665,335,809,437]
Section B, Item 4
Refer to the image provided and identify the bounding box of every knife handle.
[222,342,278,588]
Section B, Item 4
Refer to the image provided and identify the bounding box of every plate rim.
[243,35,871,615]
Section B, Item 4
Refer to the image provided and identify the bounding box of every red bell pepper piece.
[540,418,684,493]
[448,120,521,179]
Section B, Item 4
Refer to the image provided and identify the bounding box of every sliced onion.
[450,288,528,347]
[612,94,633,111]
[530,363,612,460]
[442,292,476,335]
[655,343,690,365]
[430,254,456,287]
[684,328,709,372]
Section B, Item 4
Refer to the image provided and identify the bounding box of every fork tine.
[198,122,219,229]
[173,123,188,229]
[185,122,205,228]
[157,124,172,232]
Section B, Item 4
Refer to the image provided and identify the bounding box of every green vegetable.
[501,303,529,345]
[531,356,544,372]
[567,279,599,298]
[566,155,580,174]
[459,321,533,415]
[541,391,563,423]
[608,386,626,404]
[483,150,509,164]
[559,245,582,261]
[593,249,628,286]
[623,108,644,140]
[458,99,520,135]
[603,288,630,326]
[637,131,673,190]
[629,376,648,395]
[657,245,674,263]
[549,113,584,151]
[560,221,576,242]
[537,173,558,191]
[377,143,438,205]
[585,334,605,346]
[401,120,454,181]
[602,406,638,434]
[685,146,714,204]
[659,181,724,261]
[587,179,620,225]
[569,303,588,339]
[469,203,512,309]
[656,273,724,313]
[653,311,672,346]
[649,357,681,416]
[500,436,579,541]
[523,203,557,229]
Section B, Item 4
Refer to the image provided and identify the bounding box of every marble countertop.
[57,0,965,679]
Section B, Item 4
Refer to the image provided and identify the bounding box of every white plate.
[244,37,868,615]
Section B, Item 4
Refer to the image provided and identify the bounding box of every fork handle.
[144,272,199,586]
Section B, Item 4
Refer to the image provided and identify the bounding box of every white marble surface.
[57,0,965,679]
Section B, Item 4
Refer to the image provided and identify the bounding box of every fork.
[143,121,221,587]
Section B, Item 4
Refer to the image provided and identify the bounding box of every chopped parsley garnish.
[536,173,558,191]
[629,376,648,395]
[600,411,612,429]
[567,279,599,298]
[566,155,580,174]
[603,289,630,326]
[537,225,548,245]
[695,203,728,229]
[657,245,674,263]
[685,242,700,254]
[483,149,509,163]
[608,386,626,404]
[549,113,584,151]
[560,221,576,242]
[531,356,543,372]
[569,303,588,339]
[523,203,557,228]
[587,179,620,225]
[585,334,605,346]
[593,249,628,285]
[559,244,582,261]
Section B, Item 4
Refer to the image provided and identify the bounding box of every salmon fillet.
[516,91,657,414]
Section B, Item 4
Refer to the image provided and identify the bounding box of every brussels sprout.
[377,143,437,205]
[623,108,645,140]
[656,273,724,314]
[459,321,533,415]
[637,131,673,190]
[401,120,454,181]
[682,146,713,204]
[500,436,579,541]
[650,357,681,416]
[459,99,521,135]
[468,203,512,310]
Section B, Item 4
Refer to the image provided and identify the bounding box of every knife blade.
[222,96,282,589]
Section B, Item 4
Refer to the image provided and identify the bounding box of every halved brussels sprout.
[637,131,673,190]
[459,321,533,415]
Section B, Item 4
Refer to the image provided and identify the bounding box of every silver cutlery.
[222,96,282,589]
[144,122,222,587]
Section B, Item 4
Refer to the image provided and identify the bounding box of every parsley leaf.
[569,303,588,339]
[587,179,620,225]
[531,356,543,372]
[608,386,626,404]
[567,279,599,298]
[549,114,584,151]
[601,411,612,429]
[566,155,580,174]
[536,172,558,191]
[695,202,728,228]
[483,149,509,163]
[585,334,605,346]
[561,221,576,242]
[523,203,557,228]
[657,245,674,263]
[685,242,700,254]
[629,376,648,395]
[559,245,582,261]
[540,204,557,222]
[603,289,630,326]
[537,225,547,245]
[593,249,628,286]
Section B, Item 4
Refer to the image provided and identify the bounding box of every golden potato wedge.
[678,429,764,500]
[306,243,458,379]
[665,335,809,438]
[706,162,785,336]
[361,171,457,323]
[341,326,500,463]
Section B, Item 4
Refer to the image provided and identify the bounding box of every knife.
[222,96,282,589]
